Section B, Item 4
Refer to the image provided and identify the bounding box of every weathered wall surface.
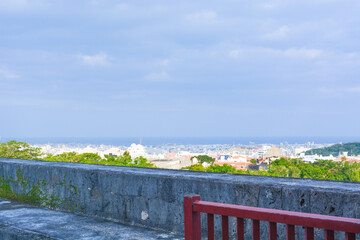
[1,158,360,239]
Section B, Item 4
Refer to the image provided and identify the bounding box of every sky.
[1,0,360,138]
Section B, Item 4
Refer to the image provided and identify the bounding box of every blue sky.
[1,0,360,138]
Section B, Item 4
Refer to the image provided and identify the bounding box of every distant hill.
[305,142,360,156]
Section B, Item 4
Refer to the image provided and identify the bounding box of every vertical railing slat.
[286,224,295,240]
[207,213,214,240]
[269,222,277,240]
[184,195,201,240]
[222,215,229,240]
[345,232,356,240]
[252,219,260,240]
[325,230,334,240]
[185,194,360,240]
[305,227,314,240]
[237,218,244,240]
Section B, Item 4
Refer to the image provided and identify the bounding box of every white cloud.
[184,11,217,23]
[228,50,242,58]
[112,90,149,100]
[0,69,19,79]
[228,47,323,60]
[114,3,130,11]
[264,26,290,40]
[345,52,359,58]
[113,93,140,100]
[0,0,47,12]
[79,52,109,66]
[0,0,29,10]
[345,87,360,93]
[161,59,169,66]
[283,48,323,59]
[260,3,274,9]
[145,71,170,82]
[318,87,360,95]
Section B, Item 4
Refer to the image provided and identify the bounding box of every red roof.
[231,155,246,159]
[164,153,177,158]
[214,162,254,170]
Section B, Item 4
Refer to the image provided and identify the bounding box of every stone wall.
[1,158,360,239]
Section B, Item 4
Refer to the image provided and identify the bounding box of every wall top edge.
[1,158,360,192]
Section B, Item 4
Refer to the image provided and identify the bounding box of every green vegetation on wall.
[0,168,79,210]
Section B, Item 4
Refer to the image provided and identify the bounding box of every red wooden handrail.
[184,194,360,240]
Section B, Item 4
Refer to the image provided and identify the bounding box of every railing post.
[286,224,295,240]
[207,213,214,240]
[237,218,244,240]
[325,230,334,240]
[222,215,229,240]
[269,222,277,240]
[252,219,260,240]
[184,194,201,240]
[346,232,356,240]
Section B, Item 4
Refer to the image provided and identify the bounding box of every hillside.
[305,142,360,156]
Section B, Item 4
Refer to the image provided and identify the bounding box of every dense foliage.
[0,141,154,168]
[183,157,360,182]
[0,141,42,160]
[191,155,215,164]
[182,164,238,173]
[305,142,360,156]
[43,151,154,168]
[261,158,360,181]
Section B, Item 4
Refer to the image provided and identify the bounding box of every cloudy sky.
[1,0,360,138]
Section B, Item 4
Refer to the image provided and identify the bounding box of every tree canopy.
[305,142,360,156]
[0,141,42,160]
[183,157,360,182]
[191,155,215,164]
[182,164,237,173]
[1,141,154,168]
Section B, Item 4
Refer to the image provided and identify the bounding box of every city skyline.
[1,0,360,138]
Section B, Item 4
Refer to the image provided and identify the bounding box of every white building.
[302,154,335,163]
[127,143,147,158]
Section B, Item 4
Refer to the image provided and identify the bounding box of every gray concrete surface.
[0,198,182,240]
[1,158,360,239]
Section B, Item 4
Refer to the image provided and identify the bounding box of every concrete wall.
[1,158,360,239]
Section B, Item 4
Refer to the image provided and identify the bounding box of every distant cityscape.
[29,140,359,171]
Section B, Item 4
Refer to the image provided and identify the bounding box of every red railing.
[184,194,360,240]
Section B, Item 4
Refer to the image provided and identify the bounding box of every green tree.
[191,155,215,164]
[40,146,155,168]
[44,152,79,162]
[133,156,155,167]
[119,151,132,165]
[182,164,206,171]
[78,153,102,163]
[0,141,42,160]
[206,164,236,173]
[305,142,360,156]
